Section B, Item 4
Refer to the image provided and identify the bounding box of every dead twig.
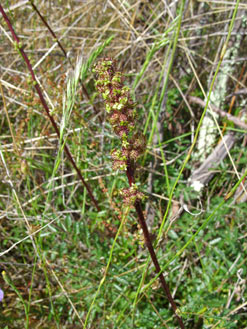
[189,96,247,130]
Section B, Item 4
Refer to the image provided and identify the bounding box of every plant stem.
[134,200,184,329]
[0,4,100,211]
[29,0,102,122]
[127,162,185,329]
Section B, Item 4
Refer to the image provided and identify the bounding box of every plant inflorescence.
[93,58,146,204]
[93,58,185,329]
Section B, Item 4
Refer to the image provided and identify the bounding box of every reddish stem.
[134,200,184,329]
[29,1,102,122]
[126,159,135,186]
[0,4,100,211]
[127,161,185,329]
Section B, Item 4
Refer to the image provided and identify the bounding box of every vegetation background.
[0,0,246,328]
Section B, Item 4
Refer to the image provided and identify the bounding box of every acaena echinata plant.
[93,58,185,329]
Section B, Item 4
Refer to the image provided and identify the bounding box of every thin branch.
[189,95,247,130]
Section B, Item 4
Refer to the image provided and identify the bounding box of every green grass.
[0,1,247,328]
